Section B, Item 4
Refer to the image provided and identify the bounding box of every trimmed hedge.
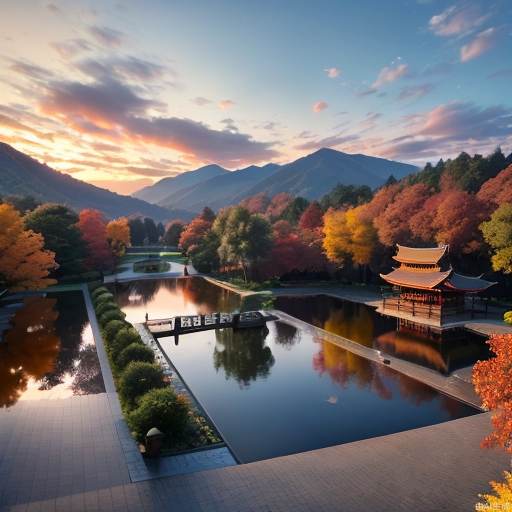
[128,388,190,443]
[94,292,115,305]
[100,309,126,326]
[110,327,143,359]
[91,287,109,300]
[95,301,118,318]
[119,362,166,408]
[116,343,155,370]
[104,319,127,340]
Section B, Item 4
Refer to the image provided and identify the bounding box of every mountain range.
[0,142,187,221]
[136,148,417,211]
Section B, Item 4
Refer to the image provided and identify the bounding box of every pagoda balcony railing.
[381,296,464,321]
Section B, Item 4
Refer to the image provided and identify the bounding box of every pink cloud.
[460,28,498,62]
[324,67,341,78]
[218,99,235,110]
[312,101,328,113]
[429,4,488,37]
[372,63,408,88]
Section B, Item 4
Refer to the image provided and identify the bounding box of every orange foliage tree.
[106,217,131,259]
[0,203,57,291]
[265,193,293,220]
[240,193,270,214]
[179,217,214,256]
[473,333,512,452]
[78,209,113,270]
[374,183,431,246]
[477,164,512,209]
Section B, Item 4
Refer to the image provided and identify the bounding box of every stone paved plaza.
[0,285,510,511]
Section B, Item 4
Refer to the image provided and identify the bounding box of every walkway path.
[6,412,508,512]
[104,261,198,284]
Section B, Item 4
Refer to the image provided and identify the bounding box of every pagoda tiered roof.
[381,245,496,293]
[392,244,448,265]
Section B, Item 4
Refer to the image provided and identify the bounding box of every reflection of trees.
[72,345,104,395]
[313,339,441,405]
[275,295,393,348]
[39,292,89,389]
[0,296,60,407]
[312,340,392,400]
[115,279,160,307]
[273,321,301,350]
[214,326,274,387]
[177,277,241,314]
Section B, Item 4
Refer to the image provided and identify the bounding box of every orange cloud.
[312,101,328,113]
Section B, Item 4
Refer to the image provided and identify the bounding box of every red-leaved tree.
[299,201,324,230]
[78,209,113,270]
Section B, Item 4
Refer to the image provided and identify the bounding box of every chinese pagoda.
[377,244,496,328]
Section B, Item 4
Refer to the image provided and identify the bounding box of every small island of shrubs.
[89,284,221,453]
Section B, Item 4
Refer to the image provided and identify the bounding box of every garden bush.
[119,362,165,408]
[103,319,127,341]
[128,387,190,443]
[95,301,118,318]
[100,309,126,326]
[110,327,143,359]
[116,343,155,370]
[91,286,109,300]
[94,292,114,305]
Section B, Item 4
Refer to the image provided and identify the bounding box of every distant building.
[377,244,496,328]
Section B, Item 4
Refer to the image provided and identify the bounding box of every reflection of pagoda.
[377,245,496,328]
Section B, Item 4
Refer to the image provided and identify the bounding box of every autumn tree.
[213,206,272,281]
[199,206,216,223]
[323,205,378,273]
[240,193,270,214]
[299,201,324,230]
[163,221,184,247]
[265,193,293,221]
[25,203,86,276]
[179,216,214,256]
[3,195,41,214]
[0,203,57,291]
[473,333,512,452]
[106,217,131,259]
[477,164,512,209]
[481,203,512,274]
[374,183,431,246]
[78,209,113,270]
[476,471,512,511]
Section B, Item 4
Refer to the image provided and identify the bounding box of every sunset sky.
[1,0,511,194]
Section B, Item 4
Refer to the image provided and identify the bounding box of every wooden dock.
[146,310,276,344]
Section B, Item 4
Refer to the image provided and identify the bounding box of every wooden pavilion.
[377,245,496,327]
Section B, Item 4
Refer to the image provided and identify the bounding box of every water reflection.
[214,326,274,387]
[273,321,302,350]
[275,294,488,373]
[115,277,241,323]
[0,292,104,408]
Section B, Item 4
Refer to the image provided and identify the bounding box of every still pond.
[116,278,479,463]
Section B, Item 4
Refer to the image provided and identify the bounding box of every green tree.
[3,195,41,214]
[143,218,159,244]
[128,218,146,246]
[190,231,220,273]
[163,221,184,247]
[25,203,86,276]
[213,206,272,281]
[280,197,309,224]
[481,203,512,273]
[320,184,372,210]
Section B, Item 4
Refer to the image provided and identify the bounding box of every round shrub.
[94,292,115,305]
[95,301,118,318]
[100,309,126,326]
[119,362,165,408]
[110,327,142,359]
[91,286,109,299]
[116,343,155,370]
[103,319,127,341]
[128,387,190,443]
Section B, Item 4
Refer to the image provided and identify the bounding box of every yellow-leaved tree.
[323,205,377,268]
[476,471,512,511]
[0,203,57,291]
[106,217,131,259]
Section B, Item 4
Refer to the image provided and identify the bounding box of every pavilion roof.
[443,273,497,292]
[393,244,448,265]
[380,268,451,290]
